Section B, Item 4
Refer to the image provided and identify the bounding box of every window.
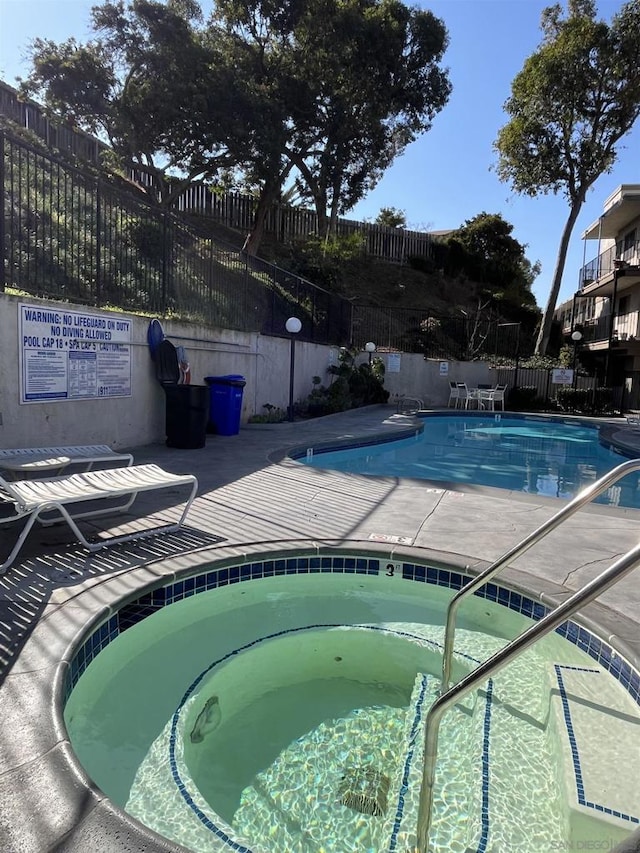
[623,229,636,253]
[618,295,630,315]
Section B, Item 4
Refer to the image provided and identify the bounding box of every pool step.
[386,671,571,853]
[550,663,640,846]
[124,624,640,853]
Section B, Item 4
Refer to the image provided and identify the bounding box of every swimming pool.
[63,549,640,853]
[296,413,640,508]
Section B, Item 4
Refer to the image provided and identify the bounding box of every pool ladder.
[417,457,640,852]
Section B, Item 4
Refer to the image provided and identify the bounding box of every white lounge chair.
[0,464,198,574]
[0,444,133,479]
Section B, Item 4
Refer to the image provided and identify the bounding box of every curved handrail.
[440,457,640,693]
[418,540,640,851]
[417,456,640,852]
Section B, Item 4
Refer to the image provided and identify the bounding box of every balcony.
[579,240,640,294]
[580,311,640,347]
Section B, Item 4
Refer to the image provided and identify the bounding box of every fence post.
[545,369,552,411]
[161,211,168,312]
[95,178,101,306]
[0,133,5,293]
[244,249,249,331]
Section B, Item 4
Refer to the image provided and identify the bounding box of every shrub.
[555,386,614,415]
[508,385,542,411]
[248,403,286,423]
[298,348,389,418]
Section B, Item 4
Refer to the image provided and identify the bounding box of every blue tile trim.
[388,673,429,852]
[386,675,494,853]
[476,678,494,853]
[289,430,422,460]
[64,557,640,718]
[554,664,639,826]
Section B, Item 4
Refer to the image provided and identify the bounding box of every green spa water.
[64,571,638,853]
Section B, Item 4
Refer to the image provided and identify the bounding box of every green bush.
[248,403,287,423]
[297,348,389,418]
[508,385,542,411]
[556,386,614,415]
[286,233,366,291]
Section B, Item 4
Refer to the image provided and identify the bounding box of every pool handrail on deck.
[440,457,640,693]
[419,458,640,853]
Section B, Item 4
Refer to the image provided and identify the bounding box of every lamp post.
[285,317,302,422]
[364,341,377,365]
[571,328,583,388]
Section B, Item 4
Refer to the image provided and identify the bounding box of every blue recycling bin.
[205,375,246,436]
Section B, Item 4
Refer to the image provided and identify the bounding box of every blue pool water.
[298,414,640,508]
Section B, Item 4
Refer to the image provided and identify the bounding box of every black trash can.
[155,339,208,449]
[164,384,209,449]
[205,375,246,436]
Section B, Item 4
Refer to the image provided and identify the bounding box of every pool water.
[63,571,639,852]
[298,414,640,508]
[189,675,410,824]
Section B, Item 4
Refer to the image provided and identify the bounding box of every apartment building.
[556,184,640,409]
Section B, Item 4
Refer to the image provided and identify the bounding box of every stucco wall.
[0,293,492,450]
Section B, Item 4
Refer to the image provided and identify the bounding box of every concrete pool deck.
[1,405,640,852]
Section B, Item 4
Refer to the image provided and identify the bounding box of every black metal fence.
[0,130,354,343]
[1,80,433,265]
[496,366,623,414]
[1,128,470,357]
[351,306,473,359]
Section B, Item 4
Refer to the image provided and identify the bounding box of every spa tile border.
[66,556,640,708]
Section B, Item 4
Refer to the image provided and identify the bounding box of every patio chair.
[447,381,461,408]
[455,383,474,409]
[492,384,508,410]
[0,464,198,574]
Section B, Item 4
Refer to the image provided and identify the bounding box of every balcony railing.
[580,311,639,345]
[579,239,640,288]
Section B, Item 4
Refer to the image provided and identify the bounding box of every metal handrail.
[417,540,640,850]
[440,457,640,693]
[418,458,640,852]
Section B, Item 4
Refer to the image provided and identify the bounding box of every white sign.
[387,353,401,373]
[439,361,449,376]
[551,368,574,385]
[19,304,132,403]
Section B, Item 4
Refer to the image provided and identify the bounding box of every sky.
[1,0,638,311]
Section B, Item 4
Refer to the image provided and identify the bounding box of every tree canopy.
[375,207,407,228]
[20,0,239,205]
[20,0,451,255]
[447,212,540,317]
[494,0,640,355]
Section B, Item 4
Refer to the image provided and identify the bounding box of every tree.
[494,0,640,355]
[375,207,407,228]
[20,0,450,257]
[282,0,451,238]
[214,0,450,250]
[450,212,540,310]
[20,0,235,206]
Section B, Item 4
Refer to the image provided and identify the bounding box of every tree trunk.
[314,190,329,240]
[535,200,583,355]
[328,177,341,239]
[244,162,294,256]
[243,179,280,257]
